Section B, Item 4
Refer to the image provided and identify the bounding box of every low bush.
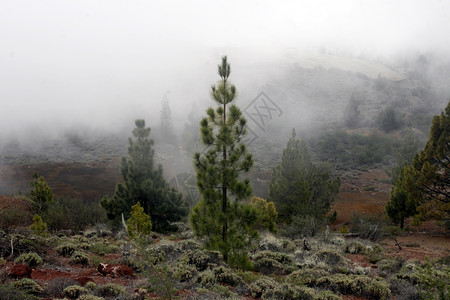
[179,249,223,271]
[249,277,278,298]
[9,278,43,297]
[261,283,316,300]
[89,242,118,256]
[288,268,330,286]
[56,243,77,256]
[69,251,89,266]
[0,284,35,300]
[376,258,403,277]
[351,214,386,241]
[63,285,89,299]
[14,252,43,268]
[313,249,348,270]
[94,283,126,298]
[344,241,366,254]
[317,274,391,299]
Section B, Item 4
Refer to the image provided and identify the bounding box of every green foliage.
[28,173,54,215]
[0,284,36,300]
[313,249,348,270]
[288,268,330,286]
[94,283,126,298]
[63,285,89,299]
[281,215,324,239]
[56,243,77,256]
[126,202,152,239]
[14,252,43,268]
[9,278,43,297]
[410,101,450,220]
[249,276,278,298]
[415,259,450,299]
[250,196,278,233]
[316,274,391,299]
[268,129,340,224]
[377,106,402,132]
[29,214,47,236]
[0,206,31,232]
[344,241,367,254]
[191,56,255,263]
[44,197,107,231]
[344,94,361,127]
[69,251,89,265]
[101,119,185,232]
[386,164,418,229]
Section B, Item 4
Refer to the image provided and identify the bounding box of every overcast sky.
[1,0,449,139]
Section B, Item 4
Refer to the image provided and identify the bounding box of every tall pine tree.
[101,119,185,232]
[268,129,340,223]
[190,56,256,263]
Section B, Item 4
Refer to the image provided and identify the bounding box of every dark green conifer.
[190,56,256,263]
[101,119,185,232]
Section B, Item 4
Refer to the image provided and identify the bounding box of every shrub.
[261,283,316,300]
[249,277,278,298]
[177,239,201,251]
[254,257,286,275]
[376,258,403,276]
[85,281,96,291]
[9,278,43,296]
[78,295,104,300]
[313,249,348,270]
[63,285,89,299]
[0,284,35,300]
[314,290,343,300]
[69,251,89,266]
[0,206,32,232]
[344,241,367,254]
[288,268,330,286]
[180,249,223,271]
[94,283,126,298]
[89,242,119,256]
[56,243,77,256]
[351,214,386,241]
[14,252,43,268]
[196,270,216,287]
[212,266,243,286]
[317,274,391,299]
[44,278,79,298]
[171,263,198,282]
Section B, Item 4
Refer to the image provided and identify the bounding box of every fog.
[1,0,450,147]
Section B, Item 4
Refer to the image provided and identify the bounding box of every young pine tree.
[190,56,256,263]
[268,129,340,223]
[29,173,54,215]
[101,119,185,232]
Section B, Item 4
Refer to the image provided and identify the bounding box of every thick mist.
[1,0,450,158]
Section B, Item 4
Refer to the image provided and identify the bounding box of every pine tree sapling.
[386,165,418,229]
[268,129,340,223]
[101,119,185,232]
[127,203,152,239]
[190,56,255,263]
[29,173,54,215]
[30,214,48,236]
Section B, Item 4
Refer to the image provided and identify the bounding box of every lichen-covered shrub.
[317,274,391,299]
[344,241,366,254]
[254,257,286,275]
[63,285,89,299]
[56,243,77,256]
[78,295,104,300]
[258,236,296,253]
[249,277,278,298]
[261,284,316,300]
[313,249,348,270]
[69,251,89,265]
[9,278,43,296]
[14,252,43,268]
[212,266,243,286]
[171,262,198,282]
[177,239,201,251]
[314,290,343,300]
[253,251,293,265]
[196,270,216,287]
[85,281,97,291]
[288,268,330,286]
[0,284,34,300]
[376,258,403,276]
[180,249,223,271]
[94,283,126,298]
[89,242,118,256]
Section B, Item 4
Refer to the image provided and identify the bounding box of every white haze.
[1,0,450,142]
